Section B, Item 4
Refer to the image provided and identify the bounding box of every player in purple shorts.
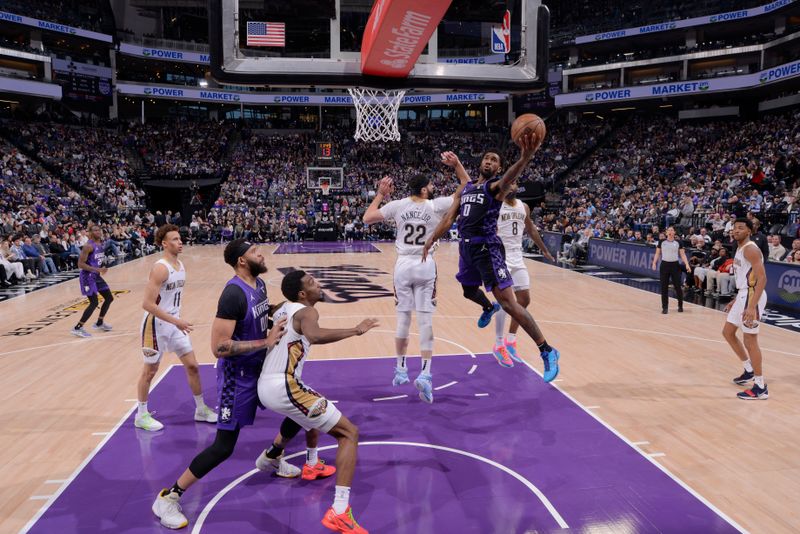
[71,224,114,338]
[152,239,332,530]
[422,132,560,382]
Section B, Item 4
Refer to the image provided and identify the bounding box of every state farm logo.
[379,10,432,72]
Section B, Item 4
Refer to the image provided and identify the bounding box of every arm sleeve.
[656,240,662,249]
[216,285,247,321]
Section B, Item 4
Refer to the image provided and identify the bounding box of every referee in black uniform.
[651,227,692,314]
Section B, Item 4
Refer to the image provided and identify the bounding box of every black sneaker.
[732,370,754,385]
[678,305,684,313]
[661,309,668,314]
[737,383,768,400]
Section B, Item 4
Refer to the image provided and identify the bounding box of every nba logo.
[491,10,511,54]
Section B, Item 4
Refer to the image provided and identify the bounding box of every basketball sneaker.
[504,339,523,363]
[194,405,218,423]
[135,412,164,432]
[321,506,368,534]
[152,489,188,530]
[732,370,754,385]
[492,344,514,368]
[477,302,501,328]
[92,322,113,332]
[737,383,769,400]
[302,460,336,480]
[70,327,91,338]
[541,347,560,383]
[414,372,433,403]
[255,451,301,478]
[392,366,409,386]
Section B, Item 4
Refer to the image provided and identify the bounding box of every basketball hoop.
[319,178,331,196]
[348,87,406,142]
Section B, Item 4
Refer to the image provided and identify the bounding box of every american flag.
[246,21,285,47]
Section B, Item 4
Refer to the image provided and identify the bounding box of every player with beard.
[422,132,561,382]
[152,240,330,529]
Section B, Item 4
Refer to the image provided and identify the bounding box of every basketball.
[511,113,546,150]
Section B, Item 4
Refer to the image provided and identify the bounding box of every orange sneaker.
[321,506,367,534]
[302,460,336,480]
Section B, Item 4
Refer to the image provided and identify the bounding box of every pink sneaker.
[492,344,514,368]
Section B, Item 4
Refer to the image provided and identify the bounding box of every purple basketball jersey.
[456,178,503,240]
[221,275,270,367]
[80,239,105,273]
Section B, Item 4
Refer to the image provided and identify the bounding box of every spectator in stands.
[786,249,800,263]
[11,236,39,278]
[31,235,57,274]
[767,235,787,262]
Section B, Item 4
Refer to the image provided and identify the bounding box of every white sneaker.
[135,412,164,431]
[255,451,301,478]
[92,322,113,332]
[152,490,188,529]
[70,327,92,338]
[194,405,218,423]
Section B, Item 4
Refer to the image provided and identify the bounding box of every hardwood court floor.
[1,243,799,533]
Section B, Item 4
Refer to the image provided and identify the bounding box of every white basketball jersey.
[260,302,311,378]
[497,199,526,248]
[379,196,453,255]
[155,258,185,317]
[733,241,761,293]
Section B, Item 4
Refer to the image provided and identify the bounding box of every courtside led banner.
[555,58,800,107]
[0,10,112,43]
[116,83,507,105]
[360,0,453,77]
[0,77,61,99]
[575,0,795,44]
[118,43,210,64]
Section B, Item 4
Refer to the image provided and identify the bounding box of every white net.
[320,179,331,196]
[348,87,406,142]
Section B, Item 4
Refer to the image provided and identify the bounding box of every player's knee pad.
[396,310,412,339]
[417,312,434,351]
[279,416,302,440]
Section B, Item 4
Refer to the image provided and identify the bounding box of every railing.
[118,33,209,53]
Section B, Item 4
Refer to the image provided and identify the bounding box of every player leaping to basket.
[422,129,560,382]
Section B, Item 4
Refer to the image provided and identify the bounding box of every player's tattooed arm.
[211,317,287,358]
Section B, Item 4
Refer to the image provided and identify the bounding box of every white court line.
[373,395,408,402]
[434,380,458,391]
[468,364,477,375]
[124,399,137,402]
[633,441,650,446]
[91,432,109,436]
[191,441,569,533]
[585,405,600,409]
[20,364,178,534]
[517,358,747,533]
[44,480,66,484]
[649,453,667,458]
[29,496,53,501]
[474,393,489,397]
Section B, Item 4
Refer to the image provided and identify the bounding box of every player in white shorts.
[257,270,379,533]
[362,151,469,403]
[723,217,769,400]
[492,183,554,368]
[136,224,217,431]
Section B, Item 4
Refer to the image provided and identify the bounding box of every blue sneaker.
[504,339,524,363]
[477,302,501,328]
[392,366,409,386]
[414,373,433,403]
[541,348,560,382]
